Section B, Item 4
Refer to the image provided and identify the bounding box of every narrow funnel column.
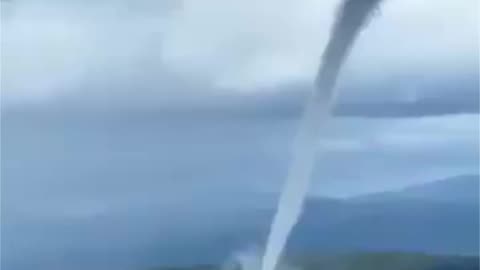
[261,1,384,270]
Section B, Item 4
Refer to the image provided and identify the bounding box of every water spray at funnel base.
[260,1,384,270]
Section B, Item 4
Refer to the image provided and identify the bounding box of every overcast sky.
[1,0,478,101]
[1,0,478,203]
[1,0,478,198]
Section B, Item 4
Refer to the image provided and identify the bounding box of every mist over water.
[226,247,297,270]
[261,1,384,270]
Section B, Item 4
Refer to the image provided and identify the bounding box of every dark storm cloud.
[5,67,477,119]
[2,0,477,113]
[234,73,479,118]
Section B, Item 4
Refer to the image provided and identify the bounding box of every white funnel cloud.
[261,1,384,270]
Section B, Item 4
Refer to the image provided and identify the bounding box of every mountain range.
[3,175,478,270]
[151,174,479,265]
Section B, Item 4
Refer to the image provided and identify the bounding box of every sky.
[1,0,478,101]
[2,0,478,189]
[1,0,479,268]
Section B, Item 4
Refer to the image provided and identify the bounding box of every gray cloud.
[1,0,478,111]
[4,66,478,119]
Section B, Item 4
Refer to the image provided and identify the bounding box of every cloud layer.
[2,0,478,114]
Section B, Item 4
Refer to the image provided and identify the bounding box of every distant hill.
[147,175,479,265]
[5,175,477,269]
[294,253,480,270]
[288,175,480,256]
[149,253,480,270]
